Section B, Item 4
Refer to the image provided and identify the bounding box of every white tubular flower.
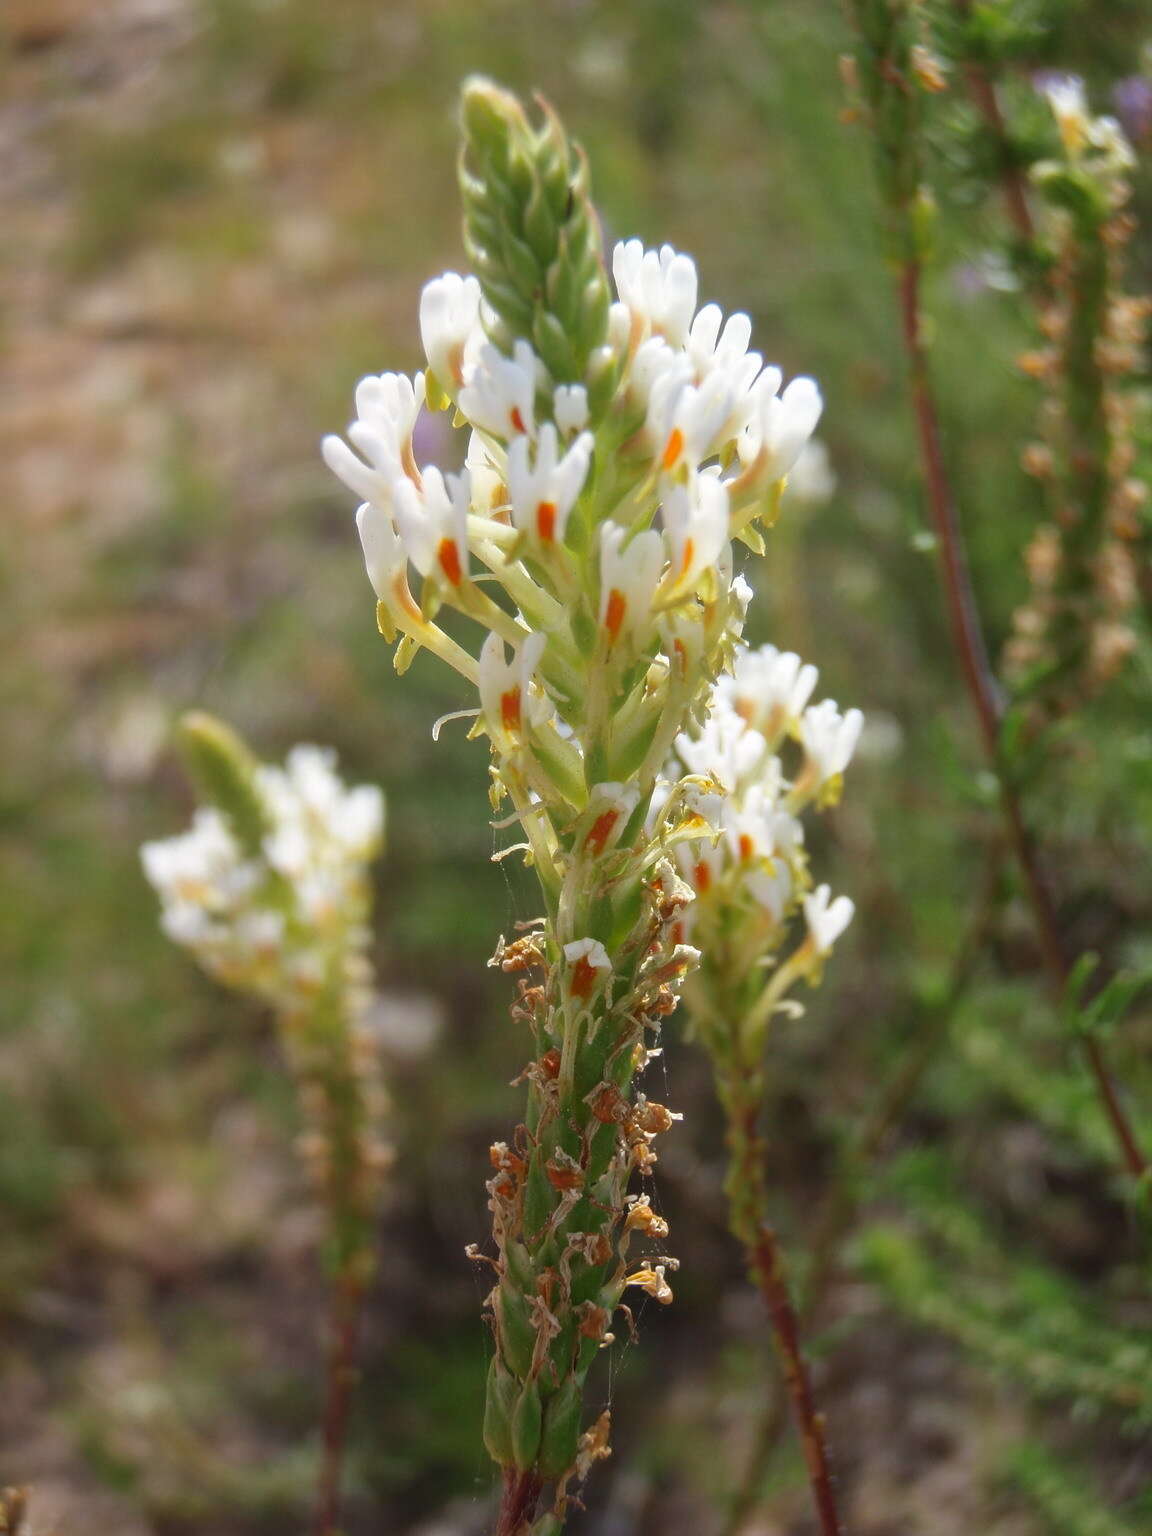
[142,808,255,911]
[356,502,416,615]
[582,781,641,856]
[747,862,795,929]
[420,272,484,391]
[647,362,740,477]
[612,239,699,348]
[321,371,425,507]
[598,523,664,647]
[685,305,763,396]
[724,785,800,867]
[674,697,768,794]
[798,699,864,789]
[553,384,589,436]
[719,644,820,742]
[464,431,506,518]
[737,373,824,484]
[458,339,540,440]
[506,424,593,547]
[803,885,855,955]
[563,936,612,1000]
[658,471,731,602]
[392,466,472,587]
[478,631,549,751]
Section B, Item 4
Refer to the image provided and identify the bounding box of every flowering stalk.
[141,714,389,1536]
[1003,78,1149,714]
[321,77,825,1533]
[669,646,858,1536]
[842,0,1148,1187]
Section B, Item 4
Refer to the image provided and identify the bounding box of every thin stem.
[722,840,1004,1536]
[895,251,1146,1183]
[724,1080,845,1536]
[494,1469,544,1536]
[950,0,1037,248]
[314,1268,366,1536]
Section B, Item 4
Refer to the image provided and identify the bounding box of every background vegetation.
[3,1,1151,1531]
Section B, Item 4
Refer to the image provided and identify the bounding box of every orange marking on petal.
[500,687,522,734]
[394,572,423,624]
[536,500,557,541]
[585,809,620,855]
[438,537,463,585]
[680,536,695,578]
[509,406,528,435]
[604,588,627,640]
[662,427,685,471]
[693,861,712,893]
[738,833,755,862]
[570,956,599,999]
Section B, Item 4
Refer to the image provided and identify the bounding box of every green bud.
[497,1282,538,1381]
[537,1378,584,1478]
[483,1356,518,1465]
[511,1379,544,1469]
[458,77,612,388]
[176,712,269,859]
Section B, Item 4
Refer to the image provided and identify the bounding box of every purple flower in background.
[1113,76,1152,144]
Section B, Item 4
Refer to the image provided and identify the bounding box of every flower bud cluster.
[142,745,384,1016]
[667,642,861,1042]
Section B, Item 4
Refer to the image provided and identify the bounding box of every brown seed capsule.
[545,1156,584,1192]
[538,1048,562,1079]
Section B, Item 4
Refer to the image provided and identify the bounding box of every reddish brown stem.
[314,1269,366,1536]
[494,1468,544,1536]
[747,1220,845,1536]
[896,254,1146,1182]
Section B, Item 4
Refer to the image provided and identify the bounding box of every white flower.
[321,372,424,506]
[798,699,864,786]
[564,936,612,999]
[553,384,589,436]
[356,501,411,609]
[647,360,741,475]
[419,272,484,390]
[506,424,593,546]
[458,339,541,440]
[478,631,549,749]
[803,885,855,954]
[392,466,471,586]
[675,697,769,794]
[737,373,823,483]
[719,644,820,742]
[685,305,763,398]
[612,239,699,348]
[658,471,730,601]
[598,523,664,646]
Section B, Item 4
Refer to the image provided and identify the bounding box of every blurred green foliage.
[2,0,1151,1532]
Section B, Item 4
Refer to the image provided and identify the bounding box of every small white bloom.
[564,936,612,999]
[459,339,541,440]
[685,304,763,398]
[598,523,664,646]
[737,374,823,483]
[321,371,425,506]
[477,631,550,749]
[803,884,855,954]
[553,383,589,436]
[783,439,836,506]
[392,466,471,586]
[506,424,593,546]
[647,361,740,475]
[356,501,410,607]
[612,239,699,348]
[800,699,864,781]
[419,272,484,389]
[720,644,820,742]
[658,471,730,600]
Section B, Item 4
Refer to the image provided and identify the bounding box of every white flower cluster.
[321,240,824,836]
[1041,75,1135,195]
[142,746,384,1012]
[668,643,861,988]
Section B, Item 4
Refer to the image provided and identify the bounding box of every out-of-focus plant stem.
[722,838,1004,1536]
[315,1268,367,1536]
[844,0,1147,1188]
